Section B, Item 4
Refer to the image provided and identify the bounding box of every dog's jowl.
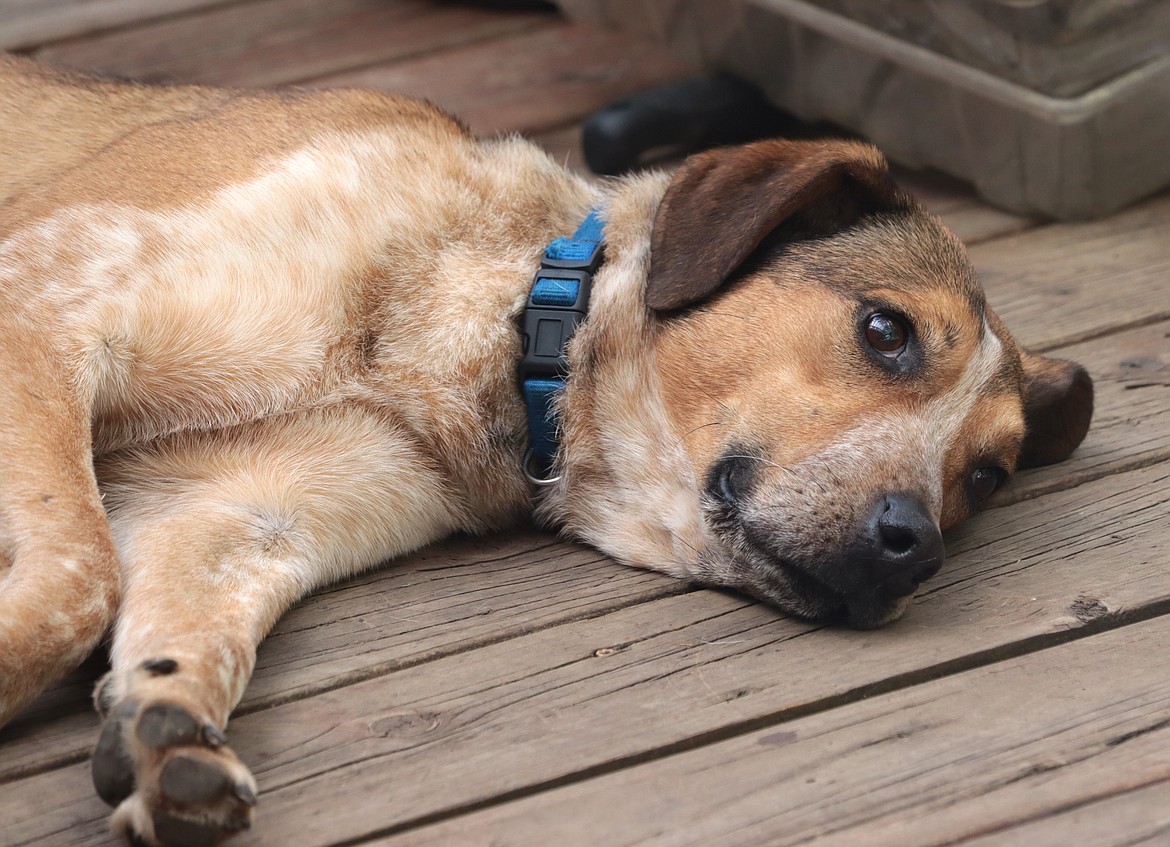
[0,54,1092,846]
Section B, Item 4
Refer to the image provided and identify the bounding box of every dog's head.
[553,139,1092,629]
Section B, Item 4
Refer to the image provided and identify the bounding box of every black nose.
[854,493,944,597]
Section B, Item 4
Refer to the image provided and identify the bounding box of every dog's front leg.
[0,326,121,725]
[90,406,463,847]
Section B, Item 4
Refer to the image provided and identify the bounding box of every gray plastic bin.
[558,0,1170,219]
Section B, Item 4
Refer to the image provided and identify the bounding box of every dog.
[0,53,1092,846]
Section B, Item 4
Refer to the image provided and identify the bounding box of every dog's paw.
[92,698,257,847]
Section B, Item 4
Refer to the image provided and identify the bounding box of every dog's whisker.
[675,419,723,448]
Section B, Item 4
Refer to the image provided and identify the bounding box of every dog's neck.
[534,173,713,578]
[518,209,605,485]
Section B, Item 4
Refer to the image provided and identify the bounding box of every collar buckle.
[518,210,605,484]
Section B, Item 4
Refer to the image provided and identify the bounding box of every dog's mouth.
[735,531,914,630]
[702,453,924,629]
[703,508,915,630]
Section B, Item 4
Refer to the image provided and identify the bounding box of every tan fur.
[0,54,1092,846]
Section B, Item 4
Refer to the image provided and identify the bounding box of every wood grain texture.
[31,0,554,87]
[973,191,1170,352]
[380,616,1170,847]
[955,779,1170,846]
[5,461,1165,846]
[313,20,693,137]
[0,0,228,50]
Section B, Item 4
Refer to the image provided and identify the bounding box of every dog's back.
[0,55,232,207]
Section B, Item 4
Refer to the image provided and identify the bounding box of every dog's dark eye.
[970,467,1003,503]
[864,313,908,356]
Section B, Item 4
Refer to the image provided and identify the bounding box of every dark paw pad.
[159,755,232,805]
[92,699,140,806]
[136,702,202,749]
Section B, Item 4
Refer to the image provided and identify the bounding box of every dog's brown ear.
[1018,352,1094,469]
[646,139,905,312]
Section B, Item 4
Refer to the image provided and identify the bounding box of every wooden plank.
[0,532,683,782]
[313,21,693,137]
[1,760,109,846]
[0,0,228,50]
[4,313,1166,781]
[381,616,1170,847]
[956,780,1170,847]
[31,0,555,88]
[5,461,1166,846]
[972,189,1170,352]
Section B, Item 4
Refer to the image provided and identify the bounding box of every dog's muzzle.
[848,492,944,599]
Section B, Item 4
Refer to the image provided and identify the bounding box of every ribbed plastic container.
[558,0,1170,219]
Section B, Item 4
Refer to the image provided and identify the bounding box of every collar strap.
[518,209,605,485]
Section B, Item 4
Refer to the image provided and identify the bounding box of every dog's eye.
[970,467,1003,503]
[864,313,909,356]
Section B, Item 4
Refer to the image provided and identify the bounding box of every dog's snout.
[858,493,944,596]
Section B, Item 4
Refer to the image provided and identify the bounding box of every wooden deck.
[2,2,1169,844]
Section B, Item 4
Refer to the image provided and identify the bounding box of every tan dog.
[0,54,1092,846]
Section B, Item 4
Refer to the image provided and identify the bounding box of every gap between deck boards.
[369,615,1170,847]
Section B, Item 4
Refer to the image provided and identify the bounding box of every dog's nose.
[856,493,944,597]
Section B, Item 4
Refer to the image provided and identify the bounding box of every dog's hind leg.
[0,327,121,726]
[90,406,462,846]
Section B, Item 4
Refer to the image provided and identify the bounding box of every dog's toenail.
[202,725,227,747]
[233,782,257,807]
[142,658,179,675]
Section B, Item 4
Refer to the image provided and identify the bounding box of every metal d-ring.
[523,449,562,487]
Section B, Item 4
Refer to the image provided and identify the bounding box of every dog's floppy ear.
[646,139,906,312]
[1018,352,1094,469]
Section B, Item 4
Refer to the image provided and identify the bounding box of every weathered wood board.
[0,0,227,50]
[972,193,1170,352]
[312,21,692,137]
[380,616,1170,847]
[30,0,555,87]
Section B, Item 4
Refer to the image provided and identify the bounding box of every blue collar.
[518,209,605,485]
